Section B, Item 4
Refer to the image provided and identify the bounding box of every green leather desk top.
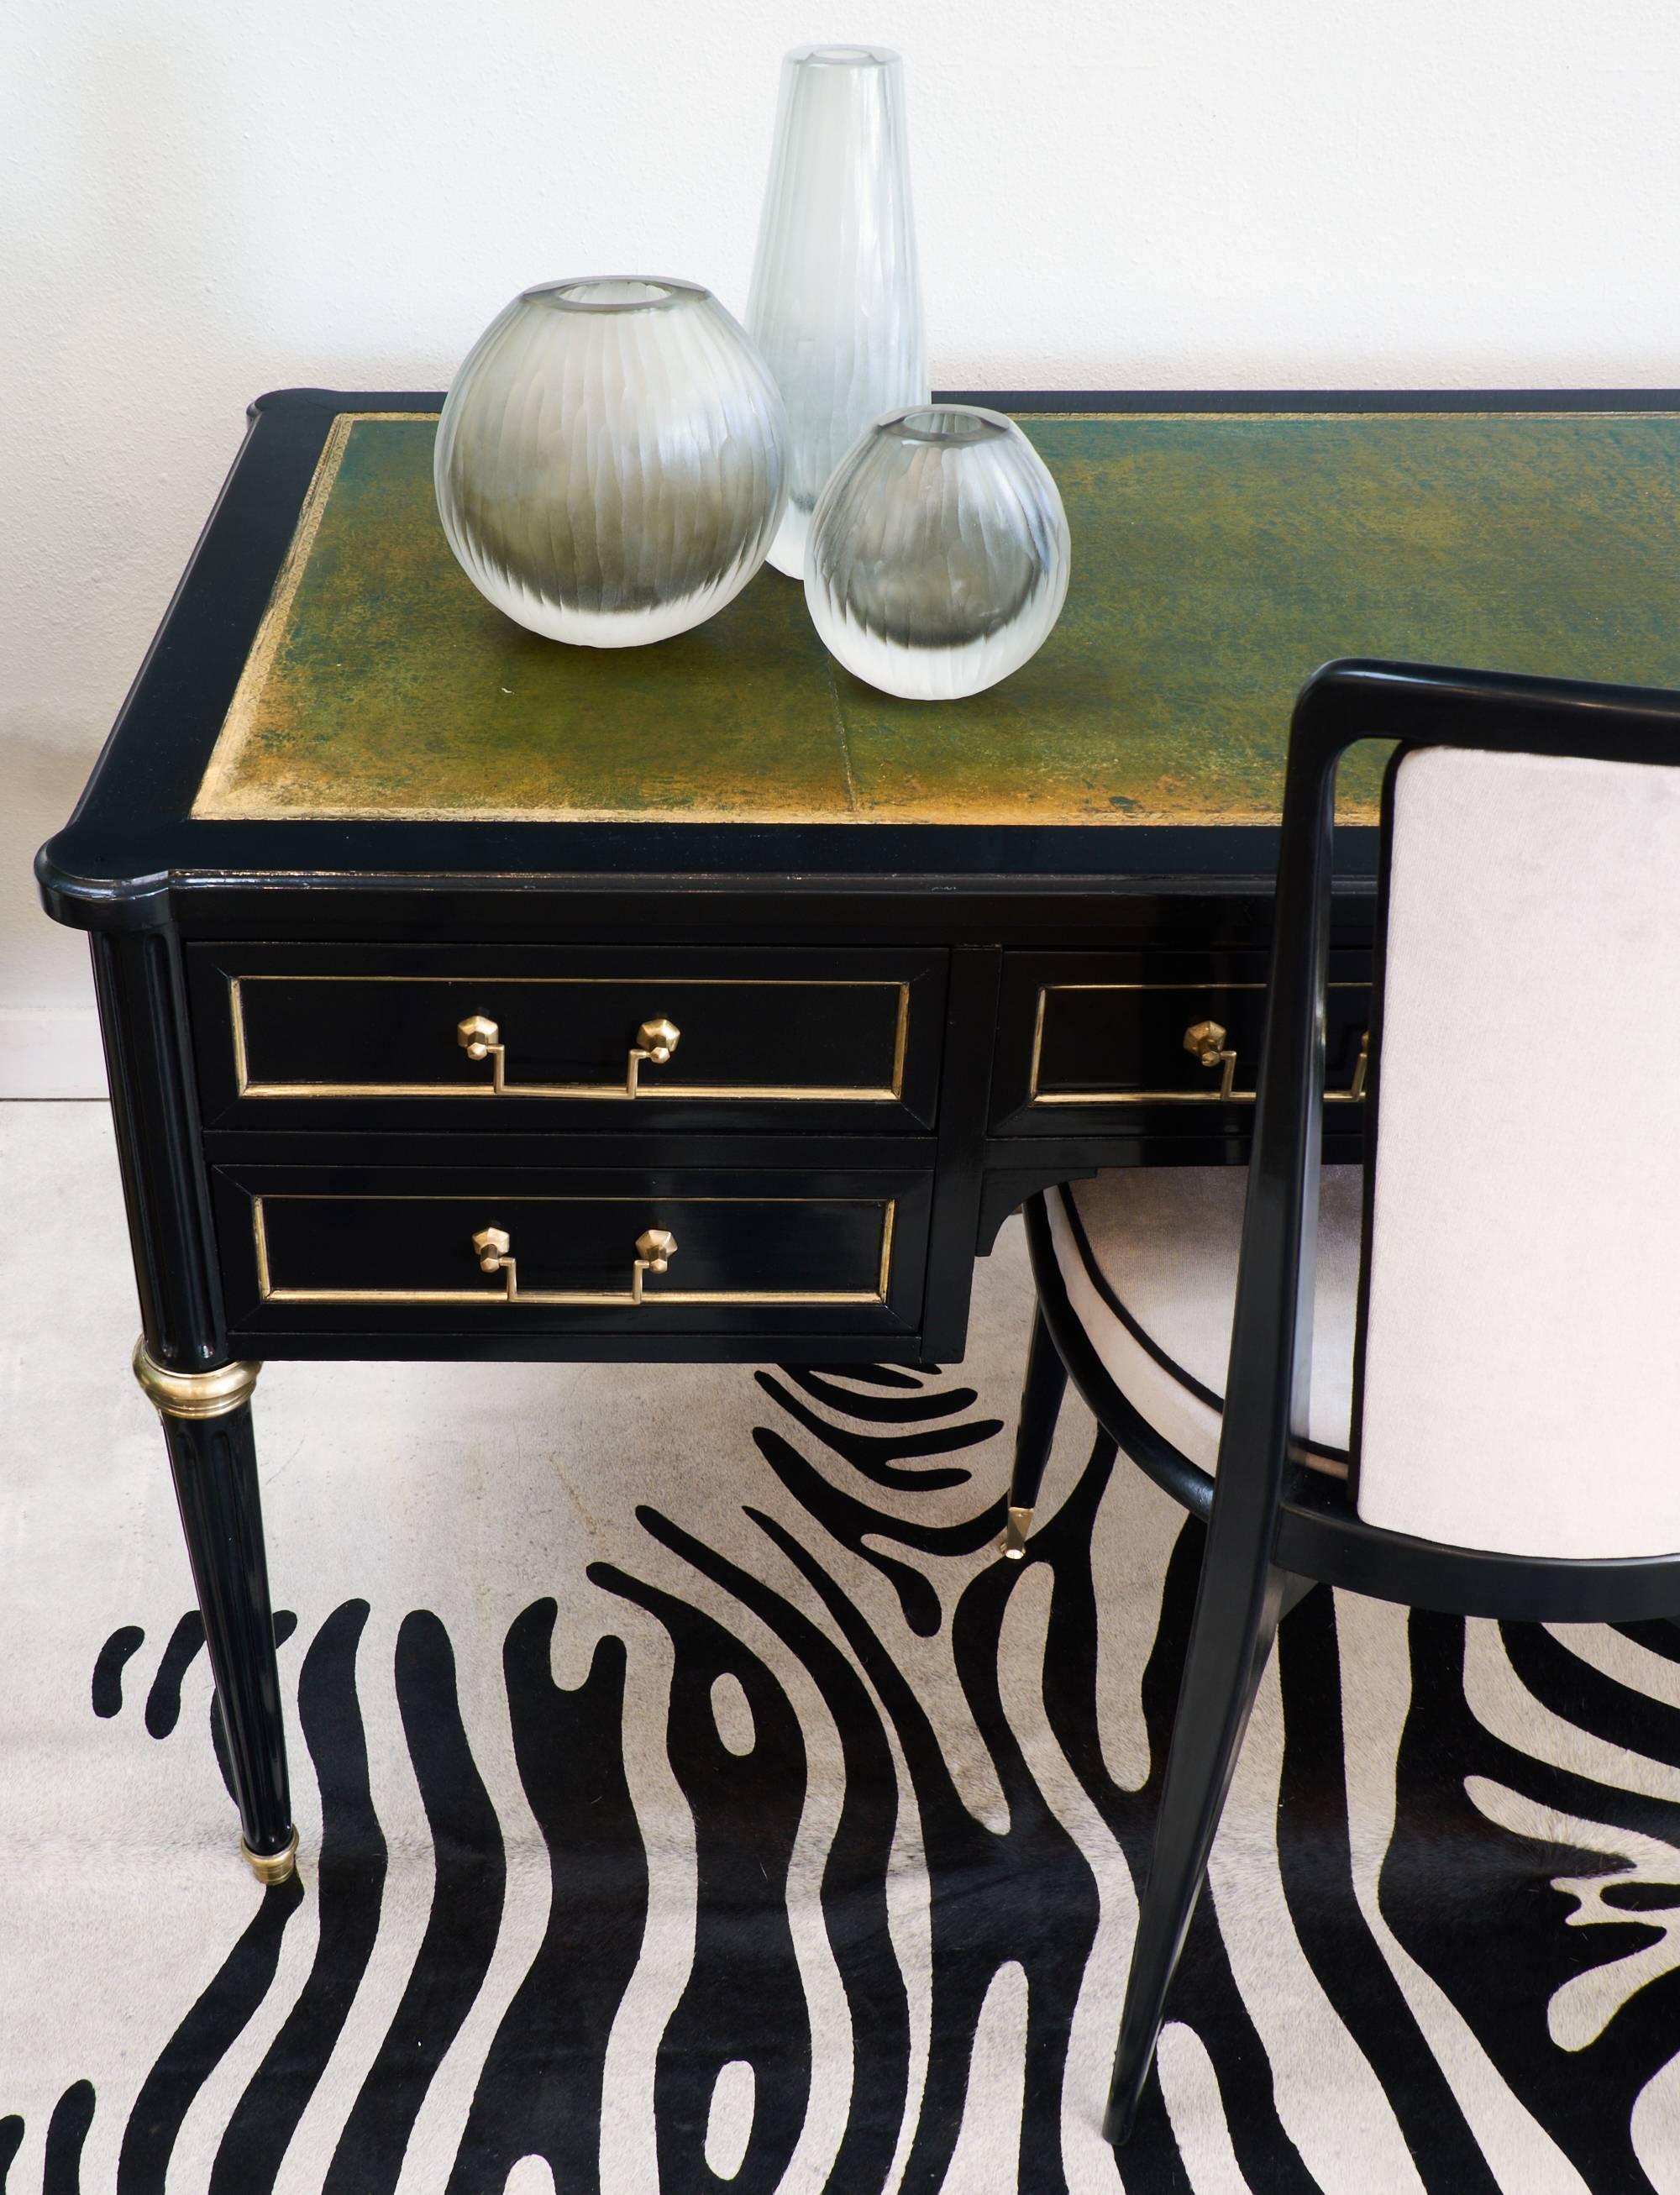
[194,407,1680,828]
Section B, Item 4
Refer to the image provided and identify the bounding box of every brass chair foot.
[1000,1504,1034,1560]
[242,1827,299,1886]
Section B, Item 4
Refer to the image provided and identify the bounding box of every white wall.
[5,0,1679,1094]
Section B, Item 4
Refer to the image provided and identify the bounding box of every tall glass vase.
[746,44,927,579]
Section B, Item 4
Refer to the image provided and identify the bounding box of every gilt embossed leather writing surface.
[197,409,1680,830]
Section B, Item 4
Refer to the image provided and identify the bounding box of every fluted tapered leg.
[135,1343,295,1879]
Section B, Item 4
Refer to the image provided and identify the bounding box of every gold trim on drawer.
[228,974,911,1103]
[1026,981,1369,1106]
[251,1195,896,1307]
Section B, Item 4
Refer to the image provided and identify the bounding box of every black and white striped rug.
[4,1105,1679,2194]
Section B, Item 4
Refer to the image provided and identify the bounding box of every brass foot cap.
[1000,1504,1034,1562]
[242,1827,299,1886]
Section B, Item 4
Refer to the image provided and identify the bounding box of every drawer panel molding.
[191,945,945,1132]
[229,975,910,1102]
[251,1193,896,1308]
[991,949,1373,1135]
[213,1163,932,1340]
[1026,981,1370,1105]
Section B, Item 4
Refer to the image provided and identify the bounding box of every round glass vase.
[805,405,1071,701]
[434,277,788,648]
[746,45,927,580]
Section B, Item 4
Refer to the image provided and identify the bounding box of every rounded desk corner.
[247,386,445,424]
[246,386,352,420]
[34,838,172,933]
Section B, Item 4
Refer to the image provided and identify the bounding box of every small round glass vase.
[434,277,788,648]
[805,405,1071,701]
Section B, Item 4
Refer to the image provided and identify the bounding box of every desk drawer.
[213,1163,929,1340]
[990,951,1372,1134]
[189,944,944,1132]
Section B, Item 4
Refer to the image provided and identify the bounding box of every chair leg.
[1002,1306,1068,1559]
[1277,1569,1317,1622]
[1104,1556,1297,2144]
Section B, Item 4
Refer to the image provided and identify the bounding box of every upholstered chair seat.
[1044,1168,1362,1481]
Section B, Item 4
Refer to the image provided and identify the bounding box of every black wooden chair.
[1003,658,1680,2144]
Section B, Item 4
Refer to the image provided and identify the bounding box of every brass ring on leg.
[1000,1504,1034,1561]
[241,1827,299,1885]
[133,1340,260,1420]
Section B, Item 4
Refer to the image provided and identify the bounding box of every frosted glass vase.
[746,45,927,579]
[434,277,788,648]
[806,405,1072,701]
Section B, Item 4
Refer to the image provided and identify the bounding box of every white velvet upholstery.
[1045,1166,1364,1478]
[1357,744,1680,1560]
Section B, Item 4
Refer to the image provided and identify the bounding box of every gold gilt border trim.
[188,407,1680,831]
[195,412,437,821]
[253,1194,896,1307]
[1026,979,1369,1105]
[228,973,911,1103]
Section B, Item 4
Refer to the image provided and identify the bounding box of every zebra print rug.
[3,1104,1680,2193]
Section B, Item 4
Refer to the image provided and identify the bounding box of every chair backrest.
[1356,739,1680,1557]
[1236,662,1680,1568]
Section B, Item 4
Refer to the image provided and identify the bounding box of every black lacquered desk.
[39,386,1680,1877]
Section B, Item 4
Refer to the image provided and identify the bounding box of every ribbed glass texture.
[746,45,927,580]
[806,406,1072,701]
[434,278,788,648]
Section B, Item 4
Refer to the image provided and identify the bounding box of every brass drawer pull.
[1182,1019,1368,1104]
[470,1224,679,1305]
[456,1013,682,1098]
[1184,1018,1245,1100]
[631,1228,679,1304]
[627,1020,681,1096]
[1343,1028,1369,1103]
